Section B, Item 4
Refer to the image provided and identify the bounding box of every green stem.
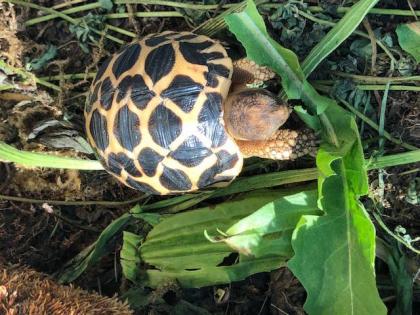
[7,0,123,45]
[307,5,420,17]
[366,150,420,170]
[40,73,95,82]
[25,2,101,26]
[333,72,420,84]
[105,24,136,38]
[114,0,237,10]
[105,11,183,19]
[357,85,420,91]
[339,99,418,151]
[35,77,61,91]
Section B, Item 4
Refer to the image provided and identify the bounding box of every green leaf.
[225,1,386,314]
[139,188,307,288]
[301,0,380,76]
[222,190,320,257]
[121,231,142,283]
[396,22,420,63]
[225,0,304,100]
[99,0,113,11]
[0,141,104,170]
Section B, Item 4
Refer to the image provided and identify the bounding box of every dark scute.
[203,52,225,62]
[89,109,109,151]
[114,105,141,151]
[116,75,132,102]
[126,177,161,195]
[145,43,176,84]
[204,71,218,88]
[197,93,227,147]
[197,151,238,188]
[216,150,239,171]
[208,63,230,78]
[107,153,122,175]
[149,104,182,148]
[112,43,141,79]
[160,166,192,191]
[138,147,164,177]
[177,34,199,41]
[93,56,111,84]
[86,82,101,112]
[145,35,169,47]
[198,165,233,189]
[100,78,115,110]
[108,152,142,177]
[179,41,213,65]
[161,75,203,112]
[169,135,212,167]
[131,75,155,110]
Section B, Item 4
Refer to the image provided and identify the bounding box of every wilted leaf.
[396,22,420,63]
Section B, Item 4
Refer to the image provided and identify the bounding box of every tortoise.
[84,31,316,195]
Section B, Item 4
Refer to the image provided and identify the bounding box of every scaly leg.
[232,58,276,87]
[236,129,317,160]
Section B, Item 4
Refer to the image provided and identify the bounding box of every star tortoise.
[85,31,317,195]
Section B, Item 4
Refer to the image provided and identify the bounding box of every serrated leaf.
[396,22,420,63]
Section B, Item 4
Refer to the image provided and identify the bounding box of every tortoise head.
[223,88,291,141]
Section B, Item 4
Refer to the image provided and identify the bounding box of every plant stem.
[40,73,96,82]
[306,5,420,17]
[339,99,418,151]
[105,11,183,19]
[7,0,123,45]
[114,0,237,10]
[333,72,420,84]
[25,2,101,26]
[357,85,420,91]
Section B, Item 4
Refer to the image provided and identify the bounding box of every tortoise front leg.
[232,58,276,87]
[235,129,317,160]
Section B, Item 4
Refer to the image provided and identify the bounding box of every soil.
[0,0,419,314]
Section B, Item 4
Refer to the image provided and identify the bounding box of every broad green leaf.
[225,1,386,314]
[222,190,320,257]
[302,0,380,76]
[396,22,420,63]
[139,188,309,288]
[121,231,142,283]
[26,45,57,71]
[0,141,103,170]
[57,205,140,283]
[225,0,304,99]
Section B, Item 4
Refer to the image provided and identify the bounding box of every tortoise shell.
[85,31,243,195]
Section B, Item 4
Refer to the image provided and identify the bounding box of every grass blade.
[302,0,380,76]
[0,141,103,170]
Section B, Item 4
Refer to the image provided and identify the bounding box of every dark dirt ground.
[0,0,419,314]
